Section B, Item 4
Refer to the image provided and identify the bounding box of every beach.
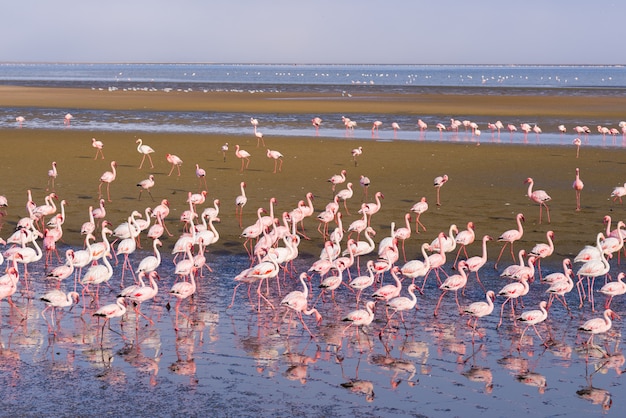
[1,86,625,416]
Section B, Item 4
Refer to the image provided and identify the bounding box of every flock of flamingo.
[1,114,625,367]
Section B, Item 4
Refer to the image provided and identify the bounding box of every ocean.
[1,63,625,145]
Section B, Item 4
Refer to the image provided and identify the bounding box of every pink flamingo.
[434,261,469,316]
[166,153,183,176]
[93,296,126,344]
[122,271,159,325]
[410,197,428,233]
[92,137,104,159]
[463,290,495,339]
[382,284,418,332]
[358,191,383,222]
[64,113,73,126]
[573,137,582,158]
[545,266,574,313]
[136,138,155,169]
[137,174,155,201]
[342,300,376,336]
[98,161,117,202]
[497,277,530,328]
[351,146,363,166]
[250,117,259,132]
[311,117,322,135]
[525,177,551,224]
[46,161,57,192]
[453,221,475,267]
[528,230,555,279]
[169,267,198,329]
[494,213,525,269]
[16,115,25,128]
[371,120,382,135]
[328,169,347,192]
[266,149,284,173]
[516,301,549,347]
[578,309,620,348]
[235,181,247,228]
[391,122,400,138]
[573,168,584,211]
[433,174,448,206]
[401,243,431,285]
[280,273,322,337]
[422,232,447,291]
[599,273,626,310]
[255,131,265,147]
[611,183,626,204]
[465,235,492,290]
[40,289,80,334]
[393,213,411,262]
[235,145,251,172]
[195,164,208,190]
[359,175,371,201]
[576,233,610,310]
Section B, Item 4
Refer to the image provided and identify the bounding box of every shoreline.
[3,85,626,120]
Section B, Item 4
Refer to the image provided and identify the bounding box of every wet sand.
[1,87,626,416]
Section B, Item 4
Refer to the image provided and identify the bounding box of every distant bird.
[235,145,251,173]
[525,177,551,223]
[166,153,183,176]
[64,113,73,126]
[573,168,584,211]
[98,161,117,202]
[410,197,428,233]
[92,137,104,159]
[573,137,582,158]
[532,124,542,139]
[312,117,322,135]
[250,117,259,132]
[558,124,567,134]
[136,138,155,169]
[371,121,382,134]
[352,147,363,166]
[391,122,400,138]
[195,164,207,190]
[266,149,284,173]
[255,131,265,147]
[359,175,371,201]
[221,142,229,162]
[15,116,25,128]
[417,119,428,132]
[137,174,155,201]
[46,161,57,192]
[610,183,626,204]
[433,175,448,206]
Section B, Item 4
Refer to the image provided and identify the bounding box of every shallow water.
[0,244,623,416]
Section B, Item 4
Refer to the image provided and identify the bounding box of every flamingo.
[64,113,73,126]
[311,117,322,135]
[136,138,155,169]
[92,137,104,159]
[250,117,259,132]
[93,296,126,344]
[333,184,356,219]
[255,131,265,147]
[497,277,530,328]
[410,197,428,233]
[599,272,626,309]
[372,266,403,303]
[525,177,551,223]
[391,122,400,138]
[40,289,80,334]
[371,120,382,134]
[136,238,162,277]
[573,168,584,211]
[463,290,495,338]
[577,233,610,310]
[123,271,159,325]
[359,175,370,200]
[351,147,363,166]
[235,182,247,228]
[221,142,229,162]
[16,115,25,128]
[433,261,469,316]
[342,300,376,336]
[422,232,447,290]
[611,183,626,204]
[494,213,525,269]
[98,161,117,202]
[235,145,251,172]
[465,235,492,290]
[453,221,476,267]
[393,213,411,262]
[558,124,567,134]
[401,243,431,285]
[578,309,620,348]
[349,260,376,307]
[573,137,582,158]
[328,169,347,192]
[81,249,114,301]
[433,174,448,206]
[528,230,555,279]
[266,149,284,173]
[46,249,75,284]
[280,273,322,338]
[169,267,198,329]
[516,301,549,346]
[318,267,344,302]
[417,119,428,132]
[359,191,383,223]
[46,161,57,192]
[137,174,155,201]
[383,284,418,331]
[545,266,574,313]
[166,153,183,176]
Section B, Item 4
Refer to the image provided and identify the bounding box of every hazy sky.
[3,0,624,65]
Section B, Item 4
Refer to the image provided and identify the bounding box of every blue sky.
[2,0,624,64]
